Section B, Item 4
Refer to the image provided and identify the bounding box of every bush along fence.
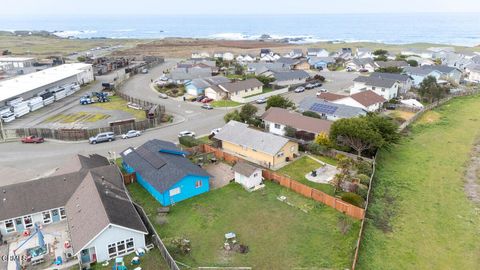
[194,144,366,220]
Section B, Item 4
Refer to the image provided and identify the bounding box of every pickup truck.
[21,136,45,144]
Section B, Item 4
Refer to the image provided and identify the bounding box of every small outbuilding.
[232,161,263,190]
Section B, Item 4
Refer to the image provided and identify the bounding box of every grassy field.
[276,156,335,195]
[0,35,142,57]
[312,154,339,166]
[211,100,242,107]
[128,182,360,269]
[358,95,480,269]
[92,95,146,120]
[43,112,110,123]
[91,248,169,270]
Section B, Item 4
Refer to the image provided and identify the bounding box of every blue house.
[308,57,335,70]
[121,140,211,206]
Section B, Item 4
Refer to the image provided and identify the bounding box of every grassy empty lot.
[43,112,110,123]
[277,156,335,195]
[92,95,146,120]
[358,96,480,269]
[128,182,360,269]
[211,100,242,107]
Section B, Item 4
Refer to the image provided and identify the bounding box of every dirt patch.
[464,141,480,204]
[417,111,441,125]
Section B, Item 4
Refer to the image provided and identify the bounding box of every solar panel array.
[309,103,338,114]
[136,146,166,169]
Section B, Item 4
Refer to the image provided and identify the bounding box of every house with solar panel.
[121,140,211,206]
[298,97,367,121]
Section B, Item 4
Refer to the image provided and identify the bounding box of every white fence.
[232,87,289,103]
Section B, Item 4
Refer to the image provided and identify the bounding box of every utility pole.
[0,119,5,142]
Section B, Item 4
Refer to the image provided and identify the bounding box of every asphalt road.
[0,60,229,185]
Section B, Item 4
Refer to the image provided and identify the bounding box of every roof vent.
[64,177,66,181]
[2,189,5,193]
[3,198,6,202]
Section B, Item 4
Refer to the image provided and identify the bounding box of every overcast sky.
[2,0,480,16]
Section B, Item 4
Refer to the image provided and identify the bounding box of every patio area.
[204,162,234,189]
[305,162,339,184]
[6,221,77,270]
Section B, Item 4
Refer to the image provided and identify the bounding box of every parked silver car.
[121,130,141,139]
[89,132,115,144]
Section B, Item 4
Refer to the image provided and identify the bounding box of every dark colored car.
[196,95,206,102]
[21,136,45,144]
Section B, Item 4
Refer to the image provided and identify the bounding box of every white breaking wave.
[53,30,97,38]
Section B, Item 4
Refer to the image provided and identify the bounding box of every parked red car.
[21,136,45,144]
[201,98,213,103]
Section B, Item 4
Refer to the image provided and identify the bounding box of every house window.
[372,87,376,90]
[23,215,33,228]
[277,152,284,158]
[169,187,181,196]
[60,208,66,219]
[274,123,281,129]
[42,211,51,224]
[5,220,14,233]
[253,173,258,177]
[291,146,295,152]
[382,88,385,92]
[117,241,126,255]
[126,238,135,252]
[108,244,117,258]
[195,180,202,188]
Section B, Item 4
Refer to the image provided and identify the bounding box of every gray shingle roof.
[261,107,332,134]
[232,161,260,177]
[214,121,290,156]
[121,140,210,193]
[219,78,263,93]
[299,98,367,119]
[0,154,111,221]
[272,70,310,82]
[66,167,147,254]
[354,75,398,88]
[370,72,411,83]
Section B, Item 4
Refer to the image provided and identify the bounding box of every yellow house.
[218,78,264,103]
[214,121,299,169]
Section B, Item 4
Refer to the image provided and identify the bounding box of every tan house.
[218,78,264,102]
[293,60,311,70]
[214,121,299,169]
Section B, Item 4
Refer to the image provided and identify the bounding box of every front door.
[52,209,60,222]
[14,218,24,232]
[80,249,90,264]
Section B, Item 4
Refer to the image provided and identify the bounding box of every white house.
[232,162,263,190]
[317,91,386,112]
[346,58,376,72]
[369,72,413,94]
[307,48,329,57]
[352,75,400,100]
[191,51,210,59]
[466,64,480,83]
[236,54,256,63]
[214,52,234,61]
[356,48,374,59]
[0,154,148,267]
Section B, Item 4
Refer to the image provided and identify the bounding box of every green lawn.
[91,248,169,270]
[211,100,242,107]
[92,95,146,120]
[276,156,335,195]
[128,182,360,269]
[357,95,480,269]
[312,154,339,166]
[196,135,212,145]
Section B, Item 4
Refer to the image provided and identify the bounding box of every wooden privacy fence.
[203,144,241,164]
[10,117,164,141]
[122,173,136,185]
[262,170,365,220]
[133,203,180,270]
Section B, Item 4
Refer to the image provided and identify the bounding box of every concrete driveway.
[204,162,234,189]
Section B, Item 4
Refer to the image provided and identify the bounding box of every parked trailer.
[53,89,67,101]
[0,106,12,116]
[27,97,45,112]
[42,96,55,106]
[1,112,15,123]
[13,102,30,118]
[6,97,23,107]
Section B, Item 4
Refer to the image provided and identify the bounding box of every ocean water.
[1,13,480,46]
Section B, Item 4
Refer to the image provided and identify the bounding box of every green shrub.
[356,160,373,176]
[356,186,369,200]
[341,192,365,208]
[179,136,200,147]
[356,174,371,186]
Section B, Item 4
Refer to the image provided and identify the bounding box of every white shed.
[232,162,263,189]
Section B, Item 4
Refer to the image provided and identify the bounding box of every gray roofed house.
[219,78,264,94]
[121,140,210,194]
[169,66,212,82]
[66,168,147,255]
[214,121,291,156]
[299,98,367,121]
[353,75,398,88]
[374,61,409,69]
[232,162,260,177]
[247,62,290,75]
[272,70,310,82]
[369,72,411,82]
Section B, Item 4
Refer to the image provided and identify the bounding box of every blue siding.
[123,163,210,206]
[185,84,204,96]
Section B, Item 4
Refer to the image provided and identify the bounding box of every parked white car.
[178,131,196,138]
[294,87,305,93]
[122,130,141,139]
[211,128,222,135]
[255,97,267,104]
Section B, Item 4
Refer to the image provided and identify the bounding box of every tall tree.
[239,103,258,122]
[265,95,295,110]
[330,118,384,156]
[418,76,448,103]
[224,110,242,123]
